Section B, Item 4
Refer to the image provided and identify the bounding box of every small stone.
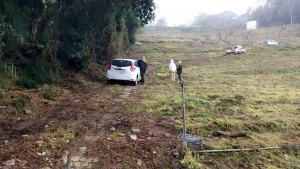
[4,159,15,166]
[4,140,9,144]
[79,147,87,154]
[164,133,171,138]
[107,138,112,140]
[74,100,80,103]
[147,137,152,141]
[71,156,80,162]
[284,154,289,161]
[267,159,272,162]
[130,135,137,141]
[137,159,142,167]
[153,151,157,154]
[24,110,32,114]
[44,125,49,128]
[0,106,7,109]
[110,127,116,132]
[173,151,179,157]
[37,152,47,156]
[132,128,141,133]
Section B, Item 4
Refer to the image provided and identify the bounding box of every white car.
[232,45,246,54]
[107,59,142,86]
[261,40,279,45]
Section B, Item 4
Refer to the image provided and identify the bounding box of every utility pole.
[180,81,187,147]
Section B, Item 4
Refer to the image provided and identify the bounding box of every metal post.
[181,81,187,147]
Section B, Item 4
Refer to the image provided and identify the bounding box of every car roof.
[113,59,137,62]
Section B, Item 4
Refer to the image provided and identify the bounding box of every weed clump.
[10,97,30,110]
[43,91,55,100]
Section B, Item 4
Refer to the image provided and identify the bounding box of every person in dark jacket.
[177,61,182,81]
[138,57,147,84]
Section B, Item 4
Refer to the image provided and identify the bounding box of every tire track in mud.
[1,79,180,168]
[0,85,139,168]
[65,86,139,168]
[65,83,181,168]
[83,86,137,142]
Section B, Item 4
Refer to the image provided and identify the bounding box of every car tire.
[107,80,113,84]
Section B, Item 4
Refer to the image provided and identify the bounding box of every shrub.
[10,97,30,109]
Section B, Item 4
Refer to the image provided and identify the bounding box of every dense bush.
[0,0,155,88]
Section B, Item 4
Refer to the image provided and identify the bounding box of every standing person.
[169,59,176,81]
[138,57,147,84]
[177,61,182,81]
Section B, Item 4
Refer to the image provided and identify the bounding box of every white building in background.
[246,21,257,30]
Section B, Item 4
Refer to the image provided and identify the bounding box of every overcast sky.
[152,0,262,26]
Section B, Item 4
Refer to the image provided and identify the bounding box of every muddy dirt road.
[0,82,181,168]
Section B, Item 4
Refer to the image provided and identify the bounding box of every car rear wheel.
[107,80,113,84]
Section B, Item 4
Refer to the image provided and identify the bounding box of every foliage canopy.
[0,0,155,87]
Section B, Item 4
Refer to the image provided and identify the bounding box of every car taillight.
[107,65,111,70]
[130,65,136,71]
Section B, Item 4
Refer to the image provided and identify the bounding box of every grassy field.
[134,25,300,168]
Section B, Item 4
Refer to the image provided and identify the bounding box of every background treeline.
[249,0,300,27]
[191,11,247,31]
[0,0,155,88]
[191,0,300,30]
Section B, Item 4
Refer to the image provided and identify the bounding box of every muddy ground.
[0,80,182,168]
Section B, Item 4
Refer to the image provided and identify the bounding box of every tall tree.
[286,0,296,24]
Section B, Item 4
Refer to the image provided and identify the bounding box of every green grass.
[0,63,14,89]
[135,26,300,168]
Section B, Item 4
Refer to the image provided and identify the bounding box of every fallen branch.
[216,131,248,138]
[197,147,281,153]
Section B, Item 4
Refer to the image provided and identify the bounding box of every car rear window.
[112,60,132,67]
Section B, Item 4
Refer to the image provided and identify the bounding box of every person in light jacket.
[177,61,182,81]
[169,59,176,81]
